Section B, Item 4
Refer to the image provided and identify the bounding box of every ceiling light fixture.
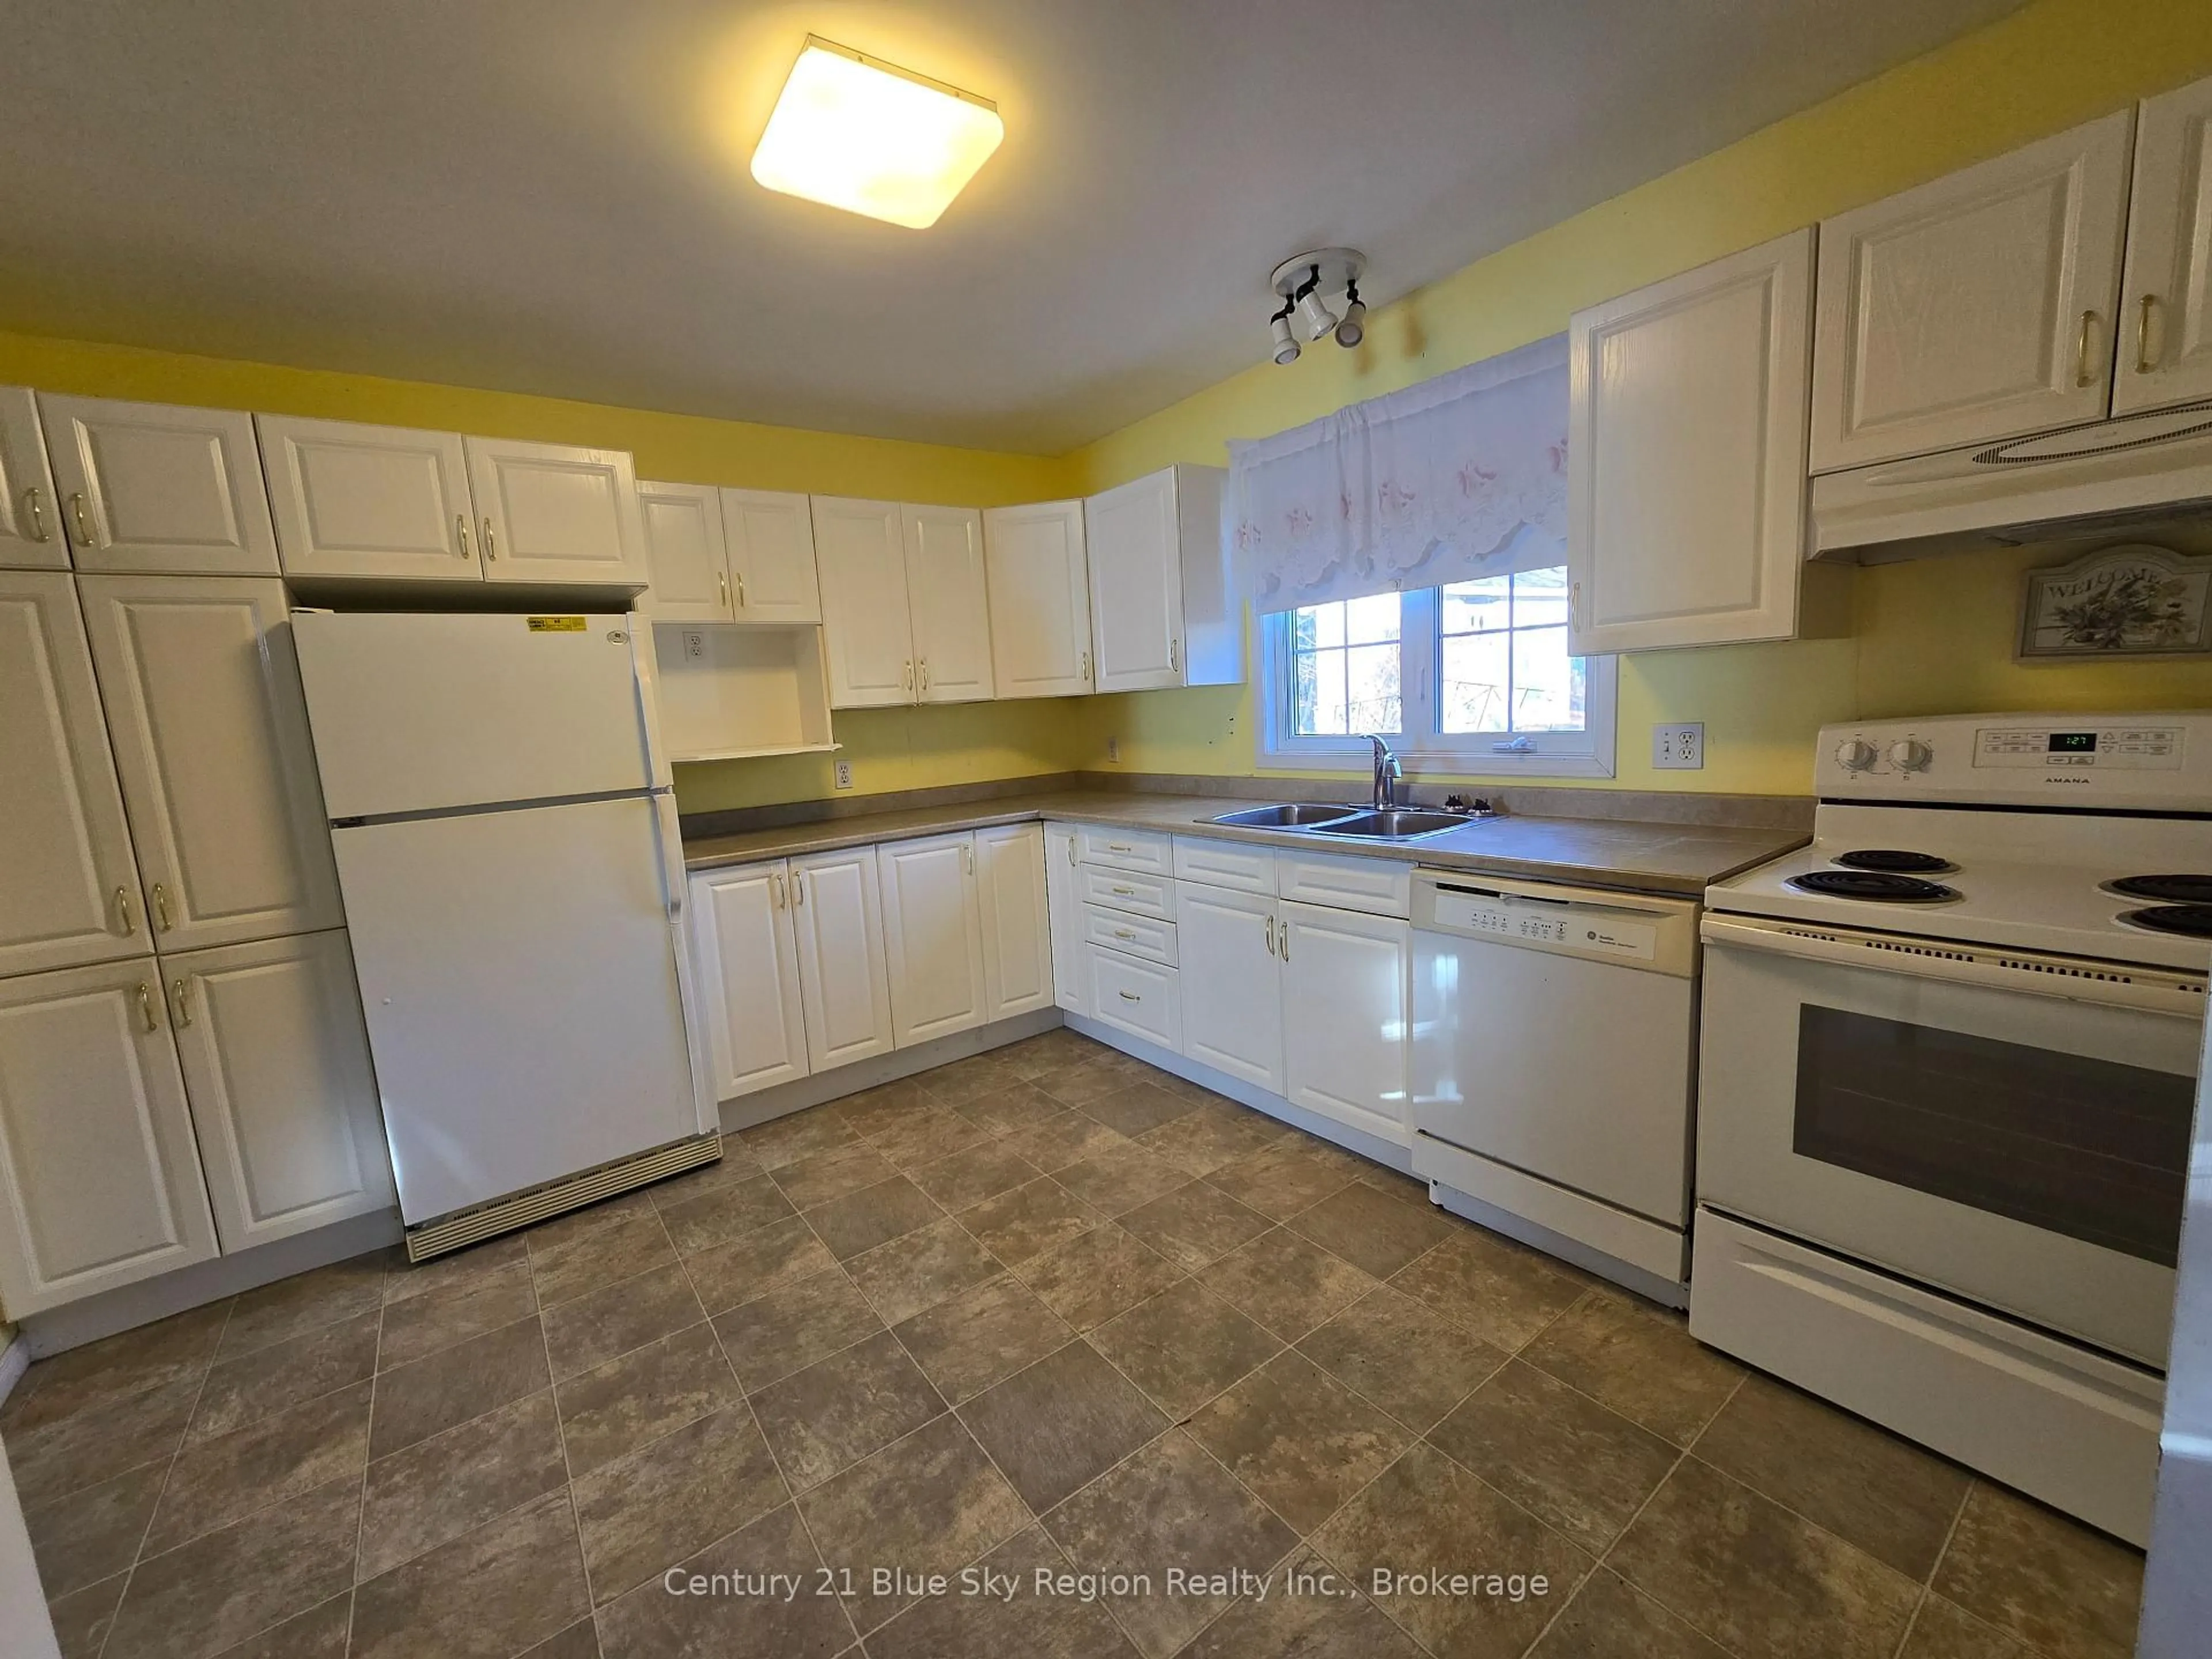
[751,36,1003,229]
[1267,248,1367,364]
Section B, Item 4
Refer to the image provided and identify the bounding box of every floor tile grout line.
[540,1218,597,1624]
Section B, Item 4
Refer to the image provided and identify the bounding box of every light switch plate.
[834,760,854,790]
[1653,723,1705,770]
[1107,737,1121,763]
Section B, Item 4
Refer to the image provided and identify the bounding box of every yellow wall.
[1066,0,2212,797]
[0,329,1086,811]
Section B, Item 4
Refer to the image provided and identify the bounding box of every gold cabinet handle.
[1081,650,1091,684]
[1111,884,1135,896]
[1279,922,1290,962]
[734,571,745,609]
[150,881,172,931]
[135,981,158,1033]
[1113,927,1135,940]
[22,486,47,543]
[1066,836,1077,866]
[1265,915,1276,956]
[770,870,786,908]
[113,885,134,935]
[792,871,805,906]
[2075,310,2100,388]
[2137,294,2159,374]
[1169,637,1179,673]
[919,659,929,692]
[964,841,974,875]
[718,570,731,612]
[69,491,93,547]
[903,660,914,693]
[169,977,192,1028]
[456,514,473,560]
[481,516,497,560]
[1119,989,1141,1002]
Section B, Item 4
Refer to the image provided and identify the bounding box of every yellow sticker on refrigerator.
[525,616,588,632]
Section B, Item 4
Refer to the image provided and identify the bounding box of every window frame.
[1257,585,1618,779]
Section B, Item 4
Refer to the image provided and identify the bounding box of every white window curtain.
[1227,334,1569,615]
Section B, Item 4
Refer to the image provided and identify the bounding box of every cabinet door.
[0,958,219,1315]
[811,496,915,707]
[1086,469,1185,692]
[0,387,64,570]
[903,505,994,703]
[1176,885,1283,1092]
[1811,111,2134,470]
[689,862,810,1100]
[877,832,987,1047]
[1044,824,1089,1017]
[724,488,822,623]
[258,415,481,581]
[1281,900,1408,1145]
[984,501,1092,698]
[638,480,732,623]
[465,436,647,585]
[2116,76,2212,414]
[78,575,343,952]
[790,846,896,1071]
[1569,228,1813,654]
[37,395,279,575]
[976,823,1053,1022]
[0,572,148,976]
[166,929,394,1253]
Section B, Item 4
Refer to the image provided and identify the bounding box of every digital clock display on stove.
[2047,732,2098,753]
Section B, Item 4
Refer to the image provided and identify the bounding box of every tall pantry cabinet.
[0,392,393,1317]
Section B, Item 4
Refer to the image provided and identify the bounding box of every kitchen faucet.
[1368,735,1402,809]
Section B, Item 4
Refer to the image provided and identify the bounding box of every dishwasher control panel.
[1413,873,1699,977]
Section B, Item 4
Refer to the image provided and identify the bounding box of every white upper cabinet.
[1569,228,1815,654]
[984,500,1092,698]
[639,480,732,623]
[1280,900,1410,1147]
[877,832,987,1047]
[78,575,342,952]
[688,861,810,1100]
[166,929,393,1253]
[2116,75,2212,414]
[38,395,279,575]
[975,823,1054,1022]
[0,387,63,570]
[1085,464,1236,692]
[1043,823,1088,1018]
[464,436,646,585]
[723,489,822,623]
[1811,112,2135,471]
[812,497,915,707]
[904,505,994,703]
[789,845,896,1072]
[259,415,480,582]
[0,571,147,977]
[0,957,220,1316]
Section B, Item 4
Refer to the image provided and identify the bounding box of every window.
[1264,565,1616,778]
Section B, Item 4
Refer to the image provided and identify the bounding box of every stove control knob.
[1833,738,1879,772]
[1888,738,1933,772]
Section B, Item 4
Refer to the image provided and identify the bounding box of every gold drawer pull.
[135,982,158,1033]
[170,977,192,1028]
[1111,884,1135,896]
[1113,928,1135,940]
[69,492,93,547]
[457,514,472,560]
[1118,989,1141,1002]
[151,881,173,931]
[22,486,47,543]
[114,885,134,935]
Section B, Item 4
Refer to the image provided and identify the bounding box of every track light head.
[1293,268,1339,343]
[1335,281,1366,349]
[1269,305,1301,366]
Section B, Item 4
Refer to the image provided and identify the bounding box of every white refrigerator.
[291,610,715,1247]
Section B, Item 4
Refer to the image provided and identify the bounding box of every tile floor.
[4,1029,2145,1659]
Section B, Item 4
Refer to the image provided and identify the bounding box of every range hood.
[1810,400,2212,562]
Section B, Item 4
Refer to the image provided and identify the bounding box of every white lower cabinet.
[0,957,220,1315]
[878,833,987,1047]
[1045,824,1089,1017]
[1088,945,1181,1051]
[1176,884,1284,1093]
[689,861,809,1100]
[165,929,392,1252]
[976,824,1054,1022]
[1281,900,1410,1144]
[790,847,896,1073]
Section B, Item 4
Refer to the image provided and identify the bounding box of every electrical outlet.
[833,760,854,790]
[681,630,705,661]
[1107,736,1120,763]
[1653,722,1705,770]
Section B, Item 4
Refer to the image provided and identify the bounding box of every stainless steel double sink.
[1206,802,1473,842]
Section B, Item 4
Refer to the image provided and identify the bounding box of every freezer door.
[293,609,653,817]
[333,794,700,1222]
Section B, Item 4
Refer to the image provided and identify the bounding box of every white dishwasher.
[1409,870,1700,1303]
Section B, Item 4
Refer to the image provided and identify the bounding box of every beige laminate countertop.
[682,790,1807,897]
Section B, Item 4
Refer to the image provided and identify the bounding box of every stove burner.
[1832,849,1957,875]
[1787,870,1959,903]
[2120,904,2212,939]
[2108,874,2212,904]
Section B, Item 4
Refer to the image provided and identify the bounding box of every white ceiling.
[0,1,2022,453]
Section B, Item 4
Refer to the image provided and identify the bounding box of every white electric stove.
[1692,710,2210,1546]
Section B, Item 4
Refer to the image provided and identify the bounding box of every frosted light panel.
[751,39,1003,229]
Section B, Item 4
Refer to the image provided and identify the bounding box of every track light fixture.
[1267,248,1367,365]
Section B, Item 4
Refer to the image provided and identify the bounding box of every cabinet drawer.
[1077,826,1171,876]
[1088,945,1181,1051]
[1173,836,1275,894]
[1275,851,1411,918]
[1079,865,1174,920]
[1083,904,1178,967]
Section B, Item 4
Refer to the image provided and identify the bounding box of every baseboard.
[718,1007,1065,1132]
[0,1331,28,1408]
[20,1209,404,1359]
[1062,1013,1415,1177]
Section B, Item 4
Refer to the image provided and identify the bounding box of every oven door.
[1698,915,2203,1366]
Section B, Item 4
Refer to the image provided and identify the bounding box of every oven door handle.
[1700,915,2208,1017]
